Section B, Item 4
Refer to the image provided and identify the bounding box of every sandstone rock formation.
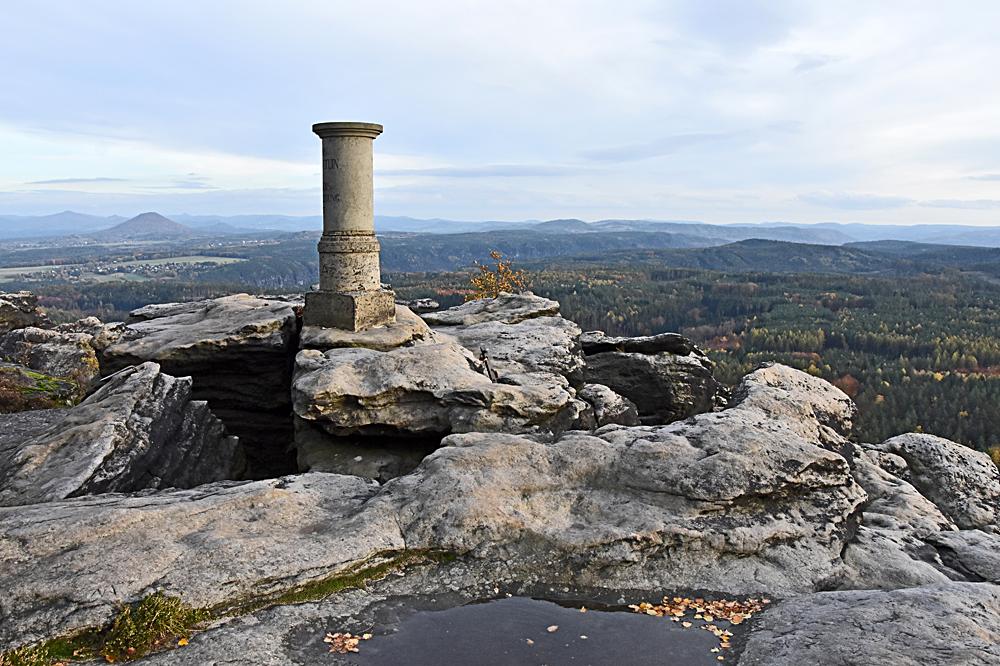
[0,362,242,507]
[0,362,78,410]
[6,362,997,659]
[0,291,50,333]
[581,329,720,424]
[577,383,639,427]
[101,294,299,475]
[739,583,1000,666]
[291,297,593,480]
[436,314,585,386]
[0,326,100,392]
[865,432,1000,531]
[292,340,585,437]
[421,292,559,326]
[0,290,996,666]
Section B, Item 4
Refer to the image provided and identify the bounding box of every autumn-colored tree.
[466,250,529,301]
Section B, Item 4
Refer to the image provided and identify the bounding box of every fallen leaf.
[177,638,189,647]
[547,625,559,633]
[682,621,693,628]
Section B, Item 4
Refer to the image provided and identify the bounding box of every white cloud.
[0,1,999,224]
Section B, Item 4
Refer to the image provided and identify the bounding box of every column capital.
[312,121,383,139]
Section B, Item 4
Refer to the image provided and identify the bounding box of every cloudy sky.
[1,1,999,224]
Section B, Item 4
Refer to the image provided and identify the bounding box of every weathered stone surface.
[580,330,695,356]
[294,417,434,483]
[577,383,639,427]
[101,294,299,475]
[292,341,585,436]
[421,292,559,326]
[300,305,432,351]
[0,291,50,333]
[739,583,1000,666]
[55,316,126,353]
[385,411,865,596]
[0,362,242,507]
[1,363,993,663]
[0,473,399,647]
[303,288,396,331]
[0,326,100,390]
[833,445,957,590]
[925,530,1000,583]
[436,315,585,386]
[106,295,299,368]
[584,349,718,425]
[866,433,1000,531]
[732,362,856,442]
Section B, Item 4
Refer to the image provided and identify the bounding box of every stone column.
[304,121,396,330]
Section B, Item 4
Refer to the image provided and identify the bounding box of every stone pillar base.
[303,289,396,331]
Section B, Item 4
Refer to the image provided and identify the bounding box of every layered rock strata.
[0,361,242,507]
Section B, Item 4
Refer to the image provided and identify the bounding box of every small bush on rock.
[466,250,529,301]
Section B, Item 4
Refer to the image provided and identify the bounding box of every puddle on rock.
[335,596,729,665]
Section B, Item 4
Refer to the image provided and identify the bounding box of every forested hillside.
[390,261,1000,455]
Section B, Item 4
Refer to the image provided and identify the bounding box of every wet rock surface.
[0,362,242,507]
[100,294,300,476]
[140,567,737,666]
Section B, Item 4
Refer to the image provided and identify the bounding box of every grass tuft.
[0,549,458,665]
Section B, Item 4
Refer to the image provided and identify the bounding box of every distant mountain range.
[0,210,998,247]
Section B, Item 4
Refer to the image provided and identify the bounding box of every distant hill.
[90,212,195,241]
[0,211,124,238]
[378,230,709,272]
[1,211,999,247]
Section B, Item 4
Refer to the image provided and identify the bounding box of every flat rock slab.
[0,473,401,647]
[435,315,585,386]
[421,293,559,326]
[300,305,432,351]
[739,583,1000,666]
[103,294,299,368]
[0,362,242,506]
